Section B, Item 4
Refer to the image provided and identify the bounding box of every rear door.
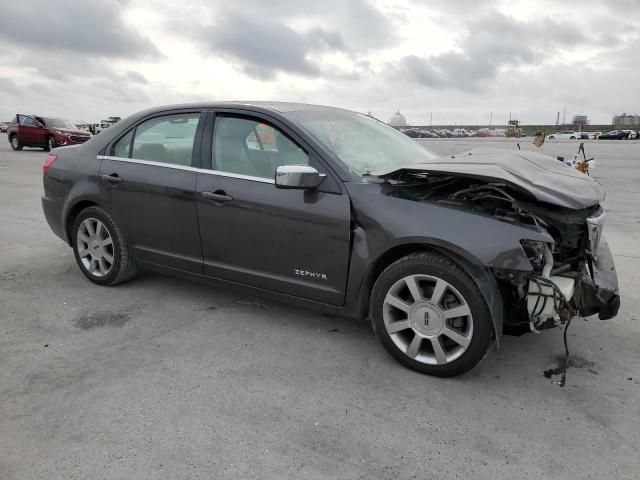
[195,112,351,305]
[98,111,204,273]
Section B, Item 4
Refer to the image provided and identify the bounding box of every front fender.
[340,183,555,337]
[346,182,553,271]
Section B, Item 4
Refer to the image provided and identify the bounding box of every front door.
[98,111,204,273]
[20,116,45,146]
[196,113,351,305]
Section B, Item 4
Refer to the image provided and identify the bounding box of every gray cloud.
[177,0,396,80]
[213,0,397,50]
[0,77,21,96]
[0,0,161,60]
[396,13,598,91]
[202,9,331,79]
[126,71,150,85]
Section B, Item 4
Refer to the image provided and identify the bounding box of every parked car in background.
[599,130,630,140]
[41,101,619,377]
[622,129,639,140]
[0,122,8,133]
[546,131,579,140]
[7,114,91,151]
[581,132,601,139]
[400,128,421,138]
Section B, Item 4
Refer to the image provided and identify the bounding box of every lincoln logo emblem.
[423,311,430,327]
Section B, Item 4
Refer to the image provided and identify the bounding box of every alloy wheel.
[76,218,114,277]
[383,274,474,365]
[11,137,19,149]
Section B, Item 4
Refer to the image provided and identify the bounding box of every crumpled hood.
[372,147,605,209]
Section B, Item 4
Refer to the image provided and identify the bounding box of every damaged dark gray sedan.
[41,102,620,377]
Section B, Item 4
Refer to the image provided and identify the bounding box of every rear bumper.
[575,238,620,320]
[42,195,68,244]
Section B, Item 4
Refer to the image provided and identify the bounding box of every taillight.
[43,154,57,174]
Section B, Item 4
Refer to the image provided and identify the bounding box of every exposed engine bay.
[381,171,620,334]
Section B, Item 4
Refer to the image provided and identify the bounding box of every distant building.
[613,113,640,127]
[572,115,589,126]
[388,110,407,127]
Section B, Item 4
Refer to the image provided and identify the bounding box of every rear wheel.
[548,135,555,140]
[72,206,137,286]
[570,136,576,140]
[370,252,494,377]
[9,135,22,151]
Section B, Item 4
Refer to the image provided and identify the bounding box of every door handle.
[201,191,233,203]
[101,173,123,184]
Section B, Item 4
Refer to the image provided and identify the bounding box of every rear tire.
[72,206,137,286]
[9,135,22,151]
[370,252,494,377]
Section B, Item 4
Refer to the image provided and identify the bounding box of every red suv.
[7,114,91,151]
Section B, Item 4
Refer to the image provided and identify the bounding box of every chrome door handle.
[201,191,233,202]
[100,174,123,184]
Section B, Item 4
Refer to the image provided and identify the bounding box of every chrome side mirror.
[275,165,326,189]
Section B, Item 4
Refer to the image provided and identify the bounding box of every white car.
[547,131,579,140]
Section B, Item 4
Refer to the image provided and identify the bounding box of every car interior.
[213,116,309,179]
[130,114,199,166]
[118,114,310,178]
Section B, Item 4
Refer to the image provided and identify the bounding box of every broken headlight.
[520,239,547,271]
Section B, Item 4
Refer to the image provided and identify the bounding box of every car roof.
[134,101,354,117]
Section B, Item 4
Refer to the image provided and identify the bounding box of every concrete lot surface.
[1,134,639,479]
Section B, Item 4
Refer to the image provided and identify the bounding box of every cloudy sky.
[1,0,638,125]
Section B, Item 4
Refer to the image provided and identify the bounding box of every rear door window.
[112,113,201,167]
[113,130,133,158]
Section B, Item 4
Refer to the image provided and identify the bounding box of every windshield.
[44,118,78,130]
[284,109,439,177]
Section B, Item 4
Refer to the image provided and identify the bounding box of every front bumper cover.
[574,238,620,320]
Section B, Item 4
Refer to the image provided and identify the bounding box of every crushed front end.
[384,170,620,333]
[499,204,620,332]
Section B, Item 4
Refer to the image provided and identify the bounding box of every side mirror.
[275,165,326,189]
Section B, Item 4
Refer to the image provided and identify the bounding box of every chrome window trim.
[97,155,275,184]
[198,169,275,184]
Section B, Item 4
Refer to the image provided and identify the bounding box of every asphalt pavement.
[1,134,639,479]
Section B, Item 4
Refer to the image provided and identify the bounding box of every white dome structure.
[388,110,407,127]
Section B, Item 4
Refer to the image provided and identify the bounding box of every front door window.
[213,116,309,179]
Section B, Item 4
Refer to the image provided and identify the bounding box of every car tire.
[46,136,55,151]
[570,136,576,140]
[548,135,555,140]
[370,252,494,377]
[9,135,23,151]
[72,206,137,286]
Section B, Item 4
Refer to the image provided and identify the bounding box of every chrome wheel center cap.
[410,303,444,336]
[90,239,101,256]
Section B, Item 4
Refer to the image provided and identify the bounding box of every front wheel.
[46,136,56,151]
[72,206,137,286]
[548,136,555,140]
[9,135,22,151]
[370,252,494,377]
